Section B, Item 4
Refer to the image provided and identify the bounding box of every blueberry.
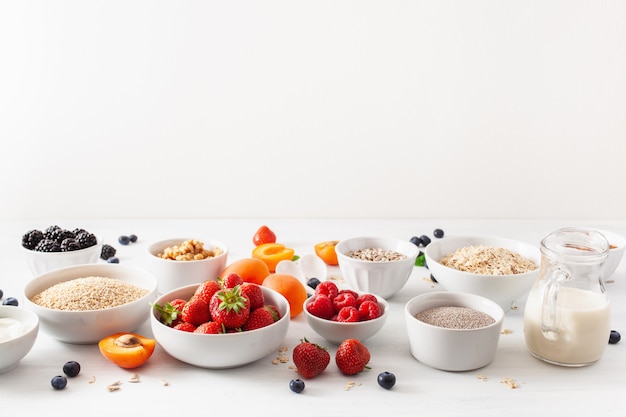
[0,288,3,299]
[419,235,431,247]
[409,236,420,246]
[307,277,321,290]
[377,371,396,390]
[433,228,445,238]
[107,257,120,264]
[63,361,81,377]
[2,297,18,306]
[51,375,67,390]
[609,330,621,344]
[118,235,130,245]
[430,274,438,283]
[129,234,138,243]
[289,378,305,393]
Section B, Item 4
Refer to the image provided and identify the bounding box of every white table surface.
[1,218,625,417]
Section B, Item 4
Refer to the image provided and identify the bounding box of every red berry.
[292,337,330,379]
[194,280,221,304]
[253,225,277,246]
[336,306,360,322]
[173,322,197,332]
[240,282,265,310]
[193,321,223,334]
[220,273,243,289]
[358,300,382,321]
[335,339,370,375]
[180,296,210,326]
[306,294,335,320]
[209,286,250,329]
[356,293,378,308]
[314,281,339,300]
[332,292,357,314]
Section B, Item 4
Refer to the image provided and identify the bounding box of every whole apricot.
[98,332,156,369]
[220,257,271,285]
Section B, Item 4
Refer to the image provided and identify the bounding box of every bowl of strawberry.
[303,281,389,345]
[150,274,290,369]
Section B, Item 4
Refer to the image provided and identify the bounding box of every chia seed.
[415,306,495,329]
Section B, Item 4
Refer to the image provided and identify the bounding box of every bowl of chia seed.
[404,291,504,372]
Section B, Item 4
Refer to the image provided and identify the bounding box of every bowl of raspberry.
[303,281,389,345]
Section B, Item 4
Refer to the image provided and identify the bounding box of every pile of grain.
[31,276,149,311]
[415,306,495,329]
[439,245,537,275]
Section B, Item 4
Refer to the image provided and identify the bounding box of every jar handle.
[541,265,569,341]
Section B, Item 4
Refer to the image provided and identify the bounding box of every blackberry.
[35,239,61,252]
[22,229,44,250]
[100,244,117,260]
[44,225,63,240]
[55,229,75,243]
[75,232,97,249]
[72,228,88,236]
[60,238,80,252]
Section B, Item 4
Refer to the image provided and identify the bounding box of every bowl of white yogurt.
[0,306,39,374]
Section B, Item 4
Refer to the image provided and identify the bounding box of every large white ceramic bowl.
[303,291,389,345]
[594,229,626,279]
[405,291,505,372]
[23,264,157,344]
[0,306,39,374]
[335,236,419,299]
[151,283,290,369]
[146,238,228,294]
[23,236,102,276]
[424,235,540,311]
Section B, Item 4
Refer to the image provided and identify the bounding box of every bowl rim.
[335,236,419,263]
[303,291,389,327]
[147,238,229,264]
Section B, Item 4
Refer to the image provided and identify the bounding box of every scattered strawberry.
[242,305,280,331]
[240,282,265,310]
[335,339,371,375]
[220,273,244,289]
[358,300,382,321]
[253,225,277,246]
[181,296,211,326]
[292,337,330,379]
[194,321,224,334]
[332,291,357,314]
[315,281,339,300]
[194,280,221,304]
[173,322,197,332]
[306,294,335,320]
[336,306,360,322]
[210,286,250,329]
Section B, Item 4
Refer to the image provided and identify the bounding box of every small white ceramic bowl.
[594,229,626,278]
[23,236,102,276]
[146,238,228,294]
[23,264,157,344]
[424,235,540,311]
[151,283,290,369]
[0,306,39,374]
[405,291,504,371]
[335,236,419,299]
[303,292,389,345]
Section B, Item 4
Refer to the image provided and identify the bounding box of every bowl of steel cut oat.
[23,264,157,344]
[424,235,540,311]
[335,236,419,299]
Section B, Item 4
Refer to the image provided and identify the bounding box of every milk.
[523,286,610,366]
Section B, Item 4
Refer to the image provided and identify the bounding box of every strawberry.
[314,281,339,300]
[194,280,221,304]
[336,306,360,322]
[292,337,330,379]
[242,305,280,331]
[358,300,382,321]
[253,225,276,246]
[209,286,250,329]
[180,296,210,326]
[306,294,335,320]
[220,273,243,289]
[332,291,357,314]
[152,298,186,327]
[173,322,197,332]
[335,339,371,375]
[240,282,265,310]
[194,321,224,334]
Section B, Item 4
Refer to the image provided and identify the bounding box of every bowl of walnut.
[146,238,228,294]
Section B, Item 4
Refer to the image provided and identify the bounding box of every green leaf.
[414,253,426,267]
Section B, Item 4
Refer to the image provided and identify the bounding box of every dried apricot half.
[98,332,156,369]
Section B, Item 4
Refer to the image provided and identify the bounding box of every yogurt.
[0,317,24,343]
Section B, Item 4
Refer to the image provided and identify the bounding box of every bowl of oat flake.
[23,264,157,344]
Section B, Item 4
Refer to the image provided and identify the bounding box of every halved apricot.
[252,243,295,272]
[98,333,156,369]
[314,240,339,266]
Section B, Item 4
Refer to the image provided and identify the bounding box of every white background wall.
[1,1,625,221]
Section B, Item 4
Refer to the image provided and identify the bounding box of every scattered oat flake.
[88,376,96,384]
[107,381,122,392]
[329,275,344,283]
[510,304,519,310]
[128,374,140,383]
[501,328,513,335]
[160,378,169,386]
[501,377,519,389]
[273,346,290,365]
[477,374,488,382]
[606,279,615,284]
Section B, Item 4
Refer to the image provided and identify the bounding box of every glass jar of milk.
[523,227,611,367]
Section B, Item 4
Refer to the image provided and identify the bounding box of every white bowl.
[146,238,228,294]
[594,229,626,278]
[23,264,157,344]
[151,284,290,369]
[405,291,505,371]
[303,292,389,344]
[335,236,419,299]
[23,236,102,276]
[0,306,39,374]
[424,235,540,311]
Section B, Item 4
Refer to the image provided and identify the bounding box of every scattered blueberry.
[409,236,420,246]
[63,361,81,377]
[433,228,445,238]
[0,288,3,299]
[129,234,138,243]
[2,297,18,306]
[51,375,67,390]
[377,371,396,389]
[419,235,431,247]
[609,330,621,344]
[118,235,130,245]
[307,277,321,289]
[107,257,120,264]
[289,378,305,393]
